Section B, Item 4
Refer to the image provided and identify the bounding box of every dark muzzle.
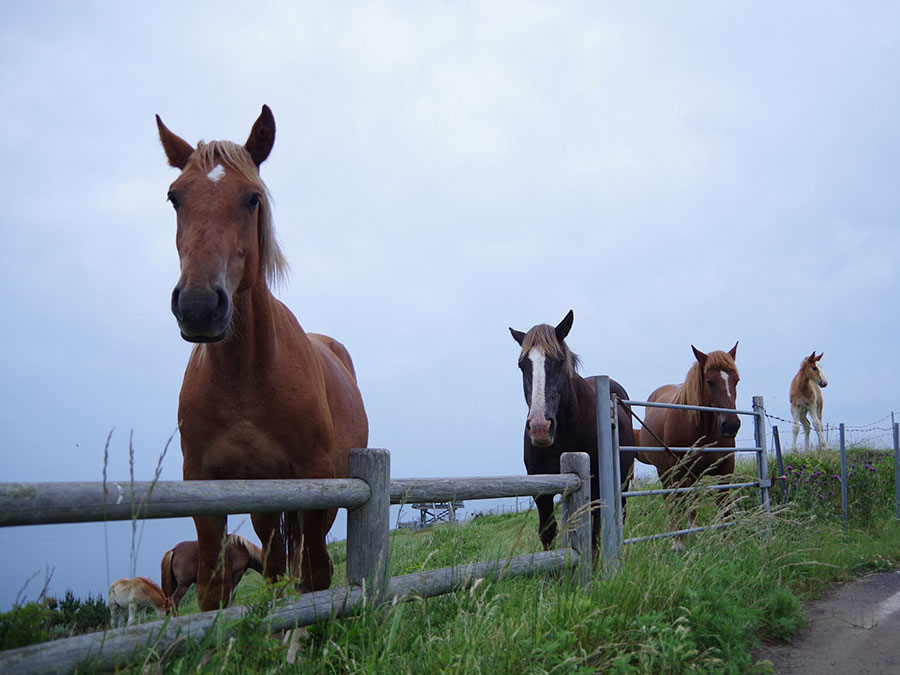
[171,284,231,342]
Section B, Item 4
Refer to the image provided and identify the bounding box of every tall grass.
[152,449,900,674]
[6,445,898,672]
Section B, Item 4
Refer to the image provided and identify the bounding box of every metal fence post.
[839,424,848,531]
[612,400,624,548]
[893,423,899,521]
[347,448,390,602]
[752,396,771,511]
[594,375,619,575]
[772,426,786,500]
[561,452,592,585]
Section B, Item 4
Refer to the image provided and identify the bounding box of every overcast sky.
[1,2,898,610]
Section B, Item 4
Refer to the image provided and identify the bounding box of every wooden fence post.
[594,375,619,576]
[561,452,591,585]
[346,448,390,603]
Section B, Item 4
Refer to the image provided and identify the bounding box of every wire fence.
[722,412,897,453]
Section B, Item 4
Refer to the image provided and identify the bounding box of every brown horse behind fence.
[636,343,740,549]
[157,105,368,610]
[161,534,264,614]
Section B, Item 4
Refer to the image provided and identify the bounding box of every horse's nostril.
[171,287,182,319]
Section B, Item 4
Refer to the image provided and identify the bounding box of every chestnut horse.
[510,310,636,553]
[108,577,169,628]
[161,534,264,614]
[790,351,828,450]
[157,106,368,610]
[636,343,740,549]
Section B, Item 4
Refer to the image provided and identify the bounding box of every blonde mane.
[227,534,263,567]
[187,140,288,288]
[671,350,739,425]
[517,324,581,378]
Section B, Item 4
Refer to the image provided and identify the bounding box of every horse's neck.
[556,375,595,444]
[791,371,817,402]
[202,282,310,378]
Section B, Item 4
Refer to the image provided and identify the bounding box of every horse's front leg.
[534,494,557,551]
[251,512,286,582]
[193,515,231,611]
[791,405,805,451]
[295,509,333,593]
[810,409,828,449]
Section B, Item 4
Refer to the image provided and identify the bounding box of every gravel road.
[755,570,900,674]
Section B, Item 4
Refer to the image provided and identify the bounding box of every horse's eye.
[167,192,179,210]
[247,193,261,210]
[706,379,715,386]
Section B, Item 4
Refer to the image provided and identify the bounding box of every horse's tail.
[160,550,176,604]
[283,511,303,579]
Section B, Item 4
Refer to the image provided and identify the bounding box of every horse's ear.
[816,352,824,361]
[555,310,574,342]
[808,350,817,362]
[156,115,195,170]
[245,104,276,167]
[691,345,708,368]
[509,327,526,346]
[728,341,738,360]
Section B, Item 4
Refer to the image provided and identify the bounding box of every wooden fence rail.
[0,450,592,674]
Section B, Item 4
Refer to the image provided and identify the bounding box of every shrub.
[772,447,895,525]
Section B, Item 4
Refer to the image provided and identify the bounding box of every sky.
[1,1,899,610]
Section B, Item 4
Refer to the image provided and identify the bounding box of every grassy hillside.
[4,447,898,672]
[162,448,900,673]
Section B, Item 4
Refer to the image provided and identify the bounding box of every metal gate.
[592,375,772,573]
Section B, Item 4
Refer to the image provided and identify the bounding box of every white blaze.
[528,347,547,424]
[721,371,732,402]
[207,164,226,182]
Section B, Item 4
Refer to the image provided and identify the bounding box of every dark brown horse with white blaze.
[636,343,740,549]
[510,310,636,553]
[157,105,368,611]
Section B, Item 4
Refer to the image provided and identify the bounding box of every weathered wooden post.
[594,375,619,575]
[346,448,390,603]
[560,452,591,585]
[752,396,771,511]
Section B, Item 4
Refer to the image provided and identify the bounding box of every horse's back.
[308,332,369,470]
[639,383,678,445]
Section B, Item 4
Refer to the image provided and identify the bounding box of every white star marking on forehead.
[206,164,225,182]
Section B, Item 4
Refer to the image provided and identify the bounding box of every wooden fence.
[0,450,593,674]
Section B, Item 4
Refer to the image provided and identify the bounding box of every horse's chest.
[179,381,332,479]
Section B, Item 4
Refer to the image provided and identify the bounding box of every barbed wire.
[763,411,895,433]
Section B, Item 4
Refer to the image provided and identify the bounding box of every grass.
[5,446,899,673]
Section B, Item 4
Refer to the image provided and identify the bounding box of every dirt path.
[755,570,900,674]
